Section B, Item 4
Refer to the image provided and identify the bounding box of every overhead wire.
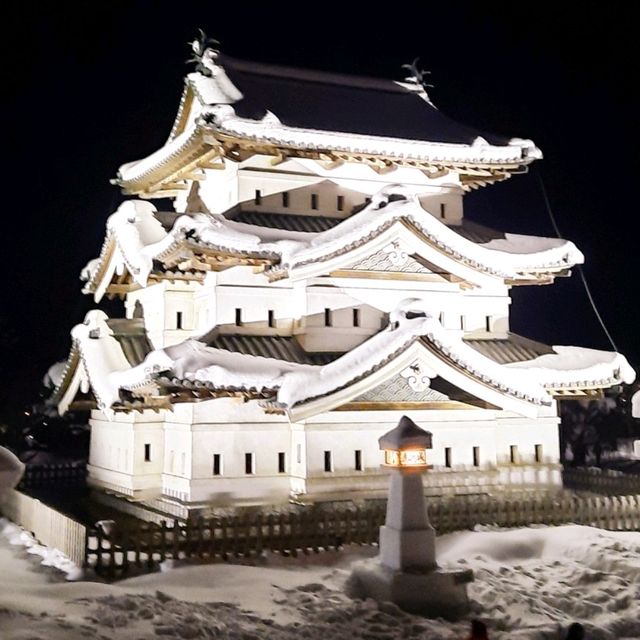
[535,168,619,353]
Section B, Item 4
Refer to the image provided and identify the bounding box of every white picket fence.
[563,467,640,495]
[2,487,639,577]
[0,489,86,567]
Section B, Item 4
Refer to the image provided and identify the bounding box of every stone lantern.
[379,416,436,572]
[347,416,473,619]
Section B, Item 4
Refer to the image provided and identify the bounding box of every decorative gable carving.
[352,359,448,403]
[348,240,431,273]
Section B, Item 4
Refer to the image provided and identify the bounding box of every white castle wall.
[87,398,562,506]
[178,155,465,217]
[85,162,563,508]
[125,271,511,352]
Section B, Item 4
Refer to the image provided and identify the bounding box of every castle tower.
[52,37,634,516]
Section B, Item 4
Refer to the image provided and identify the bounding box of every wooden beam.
[372,160,397,175]
[270,152,288,166]
[182,170,206,181]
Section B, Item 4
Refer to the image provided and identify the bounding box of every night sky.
[2,2,638,423]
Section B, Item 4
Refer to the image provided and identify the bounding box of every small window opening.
[268,309,276,328]
[439,312,445,325]
[245,452,254,475]
[282,192,289,208]
[485,316,492,332]
[278,452,286,473]
[473,446,480,467]
[311,193,319,210]
[324,308,332,327]
[510,445,519,464]
[176,311,183,330]
[440,203,446,219]
[324,451,333,472]
[213,453,222,476]
[460,315,466,331]
[444,447,452,468]
[355,450,362,471]
[254,189,262,205]
[353,308,360,327]
[144,443,151,462]
[235,308,242,327]
[535,444,543,463]
[337,195,345,211]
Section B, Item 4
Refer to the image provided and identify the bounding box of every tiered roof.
[114,52,542,197]
[52,303,634,419]
[82,188,582,300]
[57,39,635,421]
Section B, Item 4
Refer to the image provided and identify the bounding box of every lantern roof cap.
[378,416,433,450]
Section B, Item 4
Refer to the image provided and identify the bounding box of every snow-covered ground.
[0,517,638,640]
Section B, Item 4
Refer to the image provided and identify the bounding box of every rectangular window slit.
[235,308,242,327]
[324,451,332,472]
[245,452,254,475]
[176,311,183,330]
[213,454,222,476]
[268,309,276,328]
[254,189,262,205]
[282,192,289,208]
[311,193,318,210]
[510,445,518,464]
[337,195,344,211]
[460,315,466,331]
[440,203,446,219]
[324,308,332,327]
[444,447,452,468]
[278,452,286,473]
[355,450,362,471]
[486,316,492,332]
[473,446,480,467]
[353,308,360,327]
[144,443,151,462]
[535,444,543,463]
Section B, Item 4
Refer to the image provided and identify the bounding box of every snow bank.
[0,522,638,639]
[0,517,83,580]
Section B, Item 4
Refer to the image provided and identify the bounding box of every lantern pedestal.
[347,416,473,619]
[347,561,473,619]
[379,470,436,571]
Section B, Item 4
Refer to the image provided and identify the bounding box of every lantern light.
[379,416,432,470]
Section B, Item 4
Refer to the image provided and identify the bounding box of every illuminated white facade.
[53,39,634,515]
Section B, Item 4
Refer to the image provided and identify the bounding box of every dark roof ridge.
[218,54,413,95]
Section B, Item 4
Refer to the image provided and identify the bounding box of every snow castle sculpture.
[51,34,634,517]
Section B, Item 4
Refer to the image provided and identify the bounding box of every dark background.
[1,2,638,424]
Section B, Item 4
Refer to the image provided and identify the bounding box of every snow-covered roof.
[115,55,541,195]
[54,301,634,419]
[82,187,583,300]
[51,314,153,414]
